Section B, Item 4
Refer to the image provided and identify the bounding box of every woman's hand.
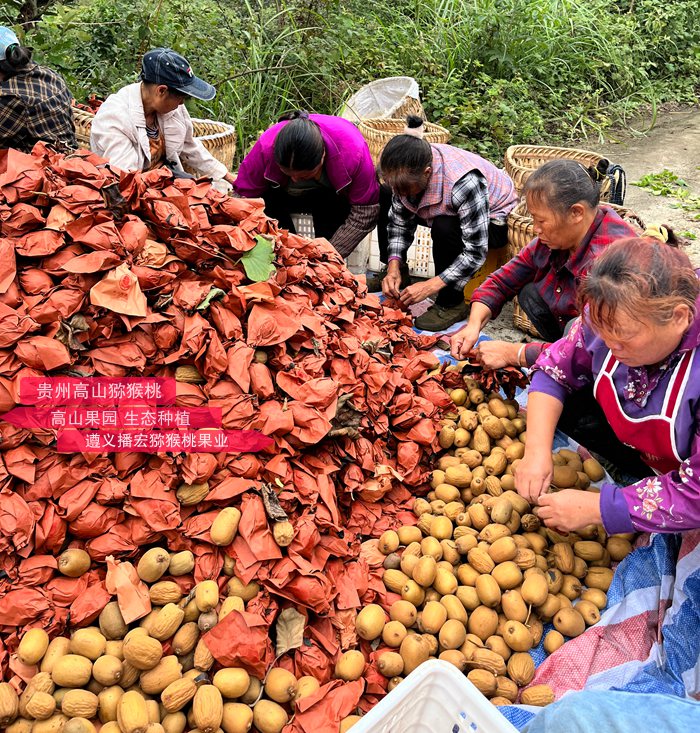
[399,276,444,306]
[382,261,403,299]
[515,449,553,504]
[474,340,521,369]
[451,325,480,359]
[536,490,602,533]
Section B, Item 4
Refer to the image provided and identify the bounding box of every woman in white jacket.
[91,48,235,191]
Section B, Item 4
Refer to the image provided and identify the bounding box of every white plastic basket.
[352,660,519,733]
[367,225,436,279]
[291,214,370,275]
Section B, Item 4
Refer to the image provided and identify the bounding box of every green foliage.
[0,1,24,24]
[633,170,689,197]
[20,0,700,164]
[634,170,700,219]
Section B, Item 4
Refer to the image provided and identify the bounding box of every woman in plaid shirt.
[379,116,518,331]
[451,159,637,366]
[0,27,76,154]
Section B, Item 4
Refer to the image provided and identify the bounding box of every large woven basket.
[358,118,450,166]
[73,107,94,149]
[72,106,236,172]
[504,145,612,201]
[507,199,646,337]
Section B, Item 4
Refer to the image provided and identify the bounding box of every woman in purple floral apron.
[515,237,700,535]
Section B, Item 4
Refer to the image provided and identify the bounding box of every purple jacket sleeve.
[342,143,379,206]
[232,135,269,198]
[529,318,595,400]
[601,430,700,533]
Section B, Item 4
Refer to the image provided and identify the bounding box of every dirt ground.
[483,106,700,344]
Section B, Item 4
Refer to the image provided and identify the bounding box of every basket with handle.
[507,199,646,337]
[71,106,236,172]
[358,118,450,166]
[504,145,612,201]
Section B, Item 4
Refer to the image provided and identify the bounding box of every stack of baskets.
[507,198,645,337]
[504,144,612,200]
[72,106,237,173]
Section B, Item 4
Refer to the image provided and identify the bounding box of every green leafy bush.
[8,0,699,163]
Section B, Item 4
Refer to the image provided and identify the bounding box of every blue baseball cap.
[0,26,20,61]
[141,48,216,102]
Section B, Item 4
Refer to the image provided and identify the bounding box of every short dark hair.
[142,80,189,98]
[578,237,699,331]
[379,115,433,194]
[274,111,324,172]
[0,43,32,77]
[524,158,608,215]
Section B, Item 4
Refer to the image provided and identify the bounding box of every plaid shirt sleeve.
[332,203,380,258]
[470,240,540,319]
[0,93,26,144]
[0,65,76,153]
[386,193,418,261]
[438,171,490,289]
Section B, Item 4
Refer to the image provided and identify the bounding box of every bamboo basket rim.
[504,144,612,200]
[505,144,608,170]
[357,117,450,137]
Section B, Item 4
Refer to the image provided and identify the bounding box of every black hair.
[273,110,324,172]
[0,43,32,78]
[379,115,433,194]
[140,79,189,98]
[523,158,609,215]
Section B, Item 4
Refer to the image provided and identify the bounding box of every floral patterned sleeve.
[528,318,596,403]
[600,427,700,534]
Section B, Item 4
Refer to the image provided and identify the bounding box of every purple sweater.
[530,306,700,535]
[233,114,379,206]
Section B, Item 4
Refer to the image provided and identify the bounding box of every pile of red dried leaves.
[0,145,453,721]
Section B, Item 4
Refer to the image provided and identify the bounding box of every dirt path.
[598,107,700,251]
[483,106,700,343]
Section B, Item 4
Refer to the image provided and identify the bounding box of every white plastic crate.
[290,213,316,239]
[352,660,519,733]
[291,213,370,275]
[367,225,436,279]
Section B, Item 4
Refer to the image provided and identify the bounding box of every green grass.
[13,0,700,163]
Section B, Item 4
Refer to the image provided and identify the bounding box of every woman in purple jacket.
[516,237,700,535]
[233,111,382,259]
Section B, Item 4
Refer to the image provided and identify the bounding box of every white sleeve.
[90,104,143,172]
[177,108,228,180]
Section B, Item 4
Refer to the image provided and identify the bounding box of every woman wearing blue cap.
[0,26,76,153]
[91,48,235,192]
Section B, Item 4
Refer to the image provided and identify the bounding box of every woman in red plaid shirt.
[451,159,637,366]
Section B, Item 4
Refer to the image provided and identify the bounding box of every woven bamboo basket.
[504,145,611,201]
[507,199,646,337]
[392,96,426,121]
[72,107,236,171]
[73,107,94,149]
[358,118,450,166]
